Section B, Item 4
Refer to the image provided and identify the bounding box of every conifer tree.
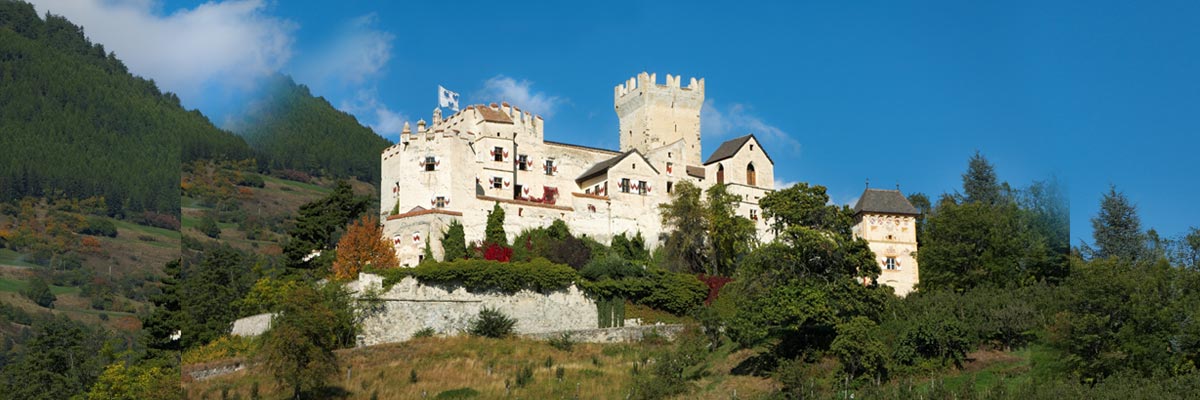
[485,202,507,246]
[962,151,1001,205]
[1091,185,1146,261]
[441,220,467,261]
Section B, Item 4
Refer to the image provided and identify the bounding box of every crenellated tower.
[614,72,705,165]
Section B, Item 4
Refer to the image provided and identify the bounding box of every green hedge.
[374,258,579,294]
[579,270,707,316]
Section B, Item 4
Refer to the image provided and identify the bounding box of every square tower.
[851,188,921,297]
[614,72,705,166]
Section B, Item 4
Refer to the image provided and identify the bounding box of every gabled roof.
[686,165,705,179]
[472,105,514,124]
[703,134,773,165]
[853,188,920,216]
[575,149,659,184]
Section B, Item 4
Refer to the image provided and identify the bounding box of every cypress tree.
[1091,185,1146,261]
[485,202,507,246]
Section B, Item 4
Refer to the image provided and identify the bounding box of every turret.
[614,72,705,165]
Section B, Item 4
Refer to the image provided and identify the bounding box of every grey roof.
[575,149,659,184]
[703,134,774,165]
[686,165,705,178]
[853,189,920,215]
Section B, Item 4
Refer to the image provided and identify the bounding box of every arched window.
[717,164,725,184]
[747,163,756,186]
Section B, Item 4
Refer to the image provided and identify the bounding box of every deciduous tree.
[332,215,398,280]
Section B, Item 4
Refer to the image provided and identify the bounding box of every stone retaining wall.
[350,273,598,346]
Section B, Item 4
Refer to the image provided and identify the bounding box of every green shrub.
[198,214,221,238]
[79,217,118,237]
[22,278,56,308]
[580,253,645,281]
[469,307,517,338]
[434,387,479,399]
[409,369,418,383]
[237,173,265,188]
[412,327,436,338]
[375,258,579,294]
[548,332,575,352]
[580,270,707,316]
[513,364,534,388]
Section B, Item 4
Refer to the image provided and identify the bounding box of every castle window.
[885,257,898,270]
[544,159,556,175]
[424,156,436,171]
[717,164,725,184]
[620,178,631,193]
[492,176,502,189]
[750,144,754,151]
[517,154,529,171]
[667,181,673,193]
[747,163,756,186]
[637,180,647,195]
[493,146,504,162]
[750,209,758,221]
[435,196,447,208]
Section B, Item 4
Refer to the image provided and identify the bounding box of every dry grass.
[184,334,779,400]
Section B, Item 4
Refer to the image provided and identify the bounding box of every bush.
[412,327,436,338]
[580,253,645,281]
[22,278,56,308]
[548,332,575,352]
[198,214,221,238]
[581,270,707,316]
[237,173,265,188]
[375,258,579,294]
[513,364,534,388]
[274,169,311,183]
[434,388,479,399]
[139,211,180,231]
[79,217,118,237]
[469,307,517,338]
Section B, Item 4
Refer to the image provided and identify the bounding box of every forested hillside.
[228,74,393,185]
[0,1,252,217]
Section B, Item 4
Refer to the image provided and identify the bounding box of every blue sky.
[27,1,1200,244]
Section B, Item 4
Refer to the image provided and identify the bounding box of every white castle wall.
[350,273,598,346]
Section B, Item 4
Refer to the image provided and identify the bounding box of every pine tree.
[1091,185,1145,261]
[485,202,507,246]
[962,151,1001,205]
[441,220,467,261]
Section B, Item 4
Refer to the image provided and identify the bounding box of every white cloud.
[27,0,296,100]
[774,179,799,190]
[476,76,565,117]
[340,89,409,137]
[295,13,393,87]
[702,99,801,153]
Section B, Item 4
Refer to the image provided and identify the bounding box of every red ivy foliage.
[482,243,514,262]
[697,274,733,305]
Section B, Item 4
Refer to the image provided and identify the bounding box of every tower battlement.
[613,72,705,165]
[613,72,704,101]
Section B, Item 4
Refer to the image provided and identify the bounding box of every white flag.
[438,85,459,111]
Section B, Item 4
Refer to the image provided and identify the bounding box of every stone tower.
[614,72,705,166]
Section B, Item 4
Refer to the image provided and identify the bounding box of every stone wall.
[522,324,686,344]
[350,273,598,347]
[230,313,273,337]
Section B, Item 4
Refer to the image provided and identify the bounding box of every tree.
[262,284,340,399]
[331,215,398,280]
[86,361,180,400]
[22,277,56,308]
[469,307,517,338]
[485,202,507,245]
[906,192,931,245]
[759,182,853,236]
[659,181,710,274]
[283,180,369,274]
[962,151,1001,205]
[142,260,182,352]
[0,316,110,400]
[198,213,221,239]
[179,246,254,348]
[706,184,755,276]
[831,317,889,384]
[1091,185,1145,261]
[441,220,467,261]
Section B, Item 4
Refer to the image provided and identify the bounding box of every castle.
[378,72,919,295]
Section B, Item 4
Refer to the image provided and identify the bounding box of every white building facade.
[380,72,776,265]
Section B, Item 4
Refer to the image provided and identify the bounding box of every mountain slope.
[228,74,392,186]
[0,1,252,216]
